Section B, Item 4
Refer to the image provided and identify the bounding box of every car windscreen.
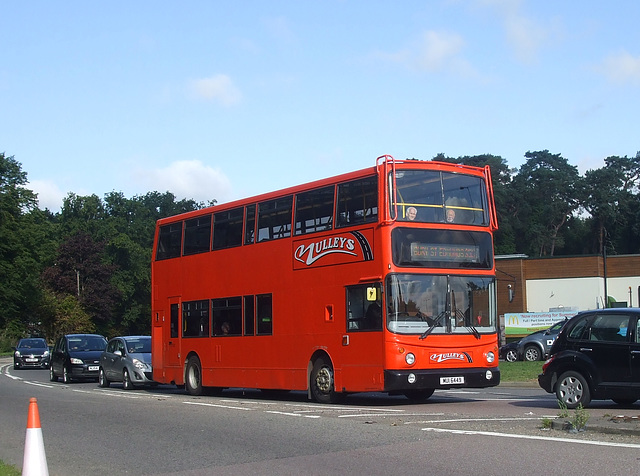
[124,338,151,353]
[68,337,107,351]
[18,339,47,349]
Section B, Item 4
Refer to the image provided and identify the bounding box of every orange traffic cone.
[22,397,49,476]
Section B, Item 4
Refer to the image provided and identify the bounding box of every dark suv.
[49,334,107,383]
[538,309,640,408]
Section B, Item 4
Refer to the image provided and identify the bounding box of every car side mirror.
[114,350,122,357]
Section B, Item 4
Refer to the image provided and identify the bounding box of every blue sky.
[2,1,639,212]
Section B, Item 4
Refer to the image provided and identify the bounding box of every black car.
[13,338,50,369]
[49,333,107,383]
[538,308,640,408]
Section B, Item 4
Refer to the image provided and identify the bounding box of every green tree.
[0,153,41,333]
[510,150,580,256]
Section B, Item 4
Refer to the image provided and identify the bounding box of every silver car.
[99,336,154,389]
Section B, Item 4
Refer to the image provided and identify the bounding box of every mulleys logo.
[294,236,357,265]
[430,352,472,363]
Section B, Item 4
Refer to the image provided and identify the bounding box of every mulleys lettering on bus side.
[294,236,357,266]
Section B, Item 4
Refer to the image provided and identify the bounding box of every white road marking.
[422,427,640,448]
[23,381,54,388]
[265,410,321,418]
[184,401,253,411]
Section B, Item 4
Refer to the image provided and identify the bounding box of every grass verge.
[0,461,20,476]
[499,360,544,382]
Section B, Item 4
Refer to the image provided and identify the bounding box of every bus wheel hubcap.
[316,367,332,393]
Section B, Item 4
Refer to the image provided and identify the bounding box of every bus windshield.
[386,274,495,335]
[392,169,489,225]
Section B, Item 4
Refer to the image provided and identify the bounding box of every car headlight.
[14,351,21,357]
[43,350,50,357]
[132,358,147,370]
[70,357,83,364]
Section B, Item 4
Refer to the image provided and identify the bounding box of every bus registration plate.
[440,376,464,385]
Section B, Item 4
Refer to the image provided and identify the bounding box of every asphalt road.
[2,358,640,475]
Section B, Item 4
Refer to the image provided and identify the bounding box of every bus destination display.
[410,243,480,263]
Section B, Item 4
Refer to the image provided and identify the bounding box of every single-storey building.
[495,254,640,338]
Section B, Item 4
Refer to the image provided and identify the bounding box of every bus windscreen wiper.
[419,310,446,340]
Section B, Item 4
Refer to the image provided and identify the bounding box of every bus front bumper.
[384,367,500,391]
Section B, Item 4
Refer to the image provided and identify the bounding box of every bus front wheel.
[403,388,435,402]
[310,357,343,404]
[185,356,203,396]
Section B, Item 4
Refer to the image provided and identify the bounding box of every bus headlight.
[408,373,416,384]
[486,370,493,380]
[405,353,415,365]
[486,351,495,363]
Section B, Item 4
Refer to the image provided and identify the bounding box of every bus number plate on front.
[440,376,464,385]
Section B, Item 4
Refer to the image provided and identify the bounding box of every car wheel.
[310,356,344,404]
[98,368,110,388]
[123,369,133,390]
[505,349,518,362]
[523,345,541,361]
[403,389,435,402]
[49,365,57,382]
[62,366,72,384]
[556,370,591,409]
[185,356,203,396]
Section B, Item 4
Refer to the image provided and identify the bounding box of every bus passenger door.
[165,299,182,375]
[341,283,385,392]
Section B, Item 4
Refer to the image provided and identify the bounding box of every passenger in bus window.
[406,206,417,221]
[446,208,456,223]
[221,322,230,335]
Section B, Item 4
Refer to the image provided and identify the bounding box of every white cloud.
[597,51,640,85]
[476,0,550,64]
[29,179,66,212]
[188,74,242,106]
[416,30,466,72]
[138,160,233,205]
[376,30,480,78]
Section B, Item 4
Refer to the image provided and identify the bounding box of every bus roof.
[156,157,489,226]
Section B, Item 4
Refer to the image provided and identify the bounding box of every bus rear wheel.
[310,357,343,404]
[185,356,203,396]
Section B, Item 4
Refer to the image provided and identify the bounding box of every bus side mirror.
[508,284,514,303]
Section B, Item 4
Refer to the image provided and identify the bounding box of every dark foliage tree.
[510,150,580,256]
[42,232,121,332]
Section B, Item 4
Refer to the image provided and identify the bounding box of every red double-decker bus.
[151,155,500,403]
